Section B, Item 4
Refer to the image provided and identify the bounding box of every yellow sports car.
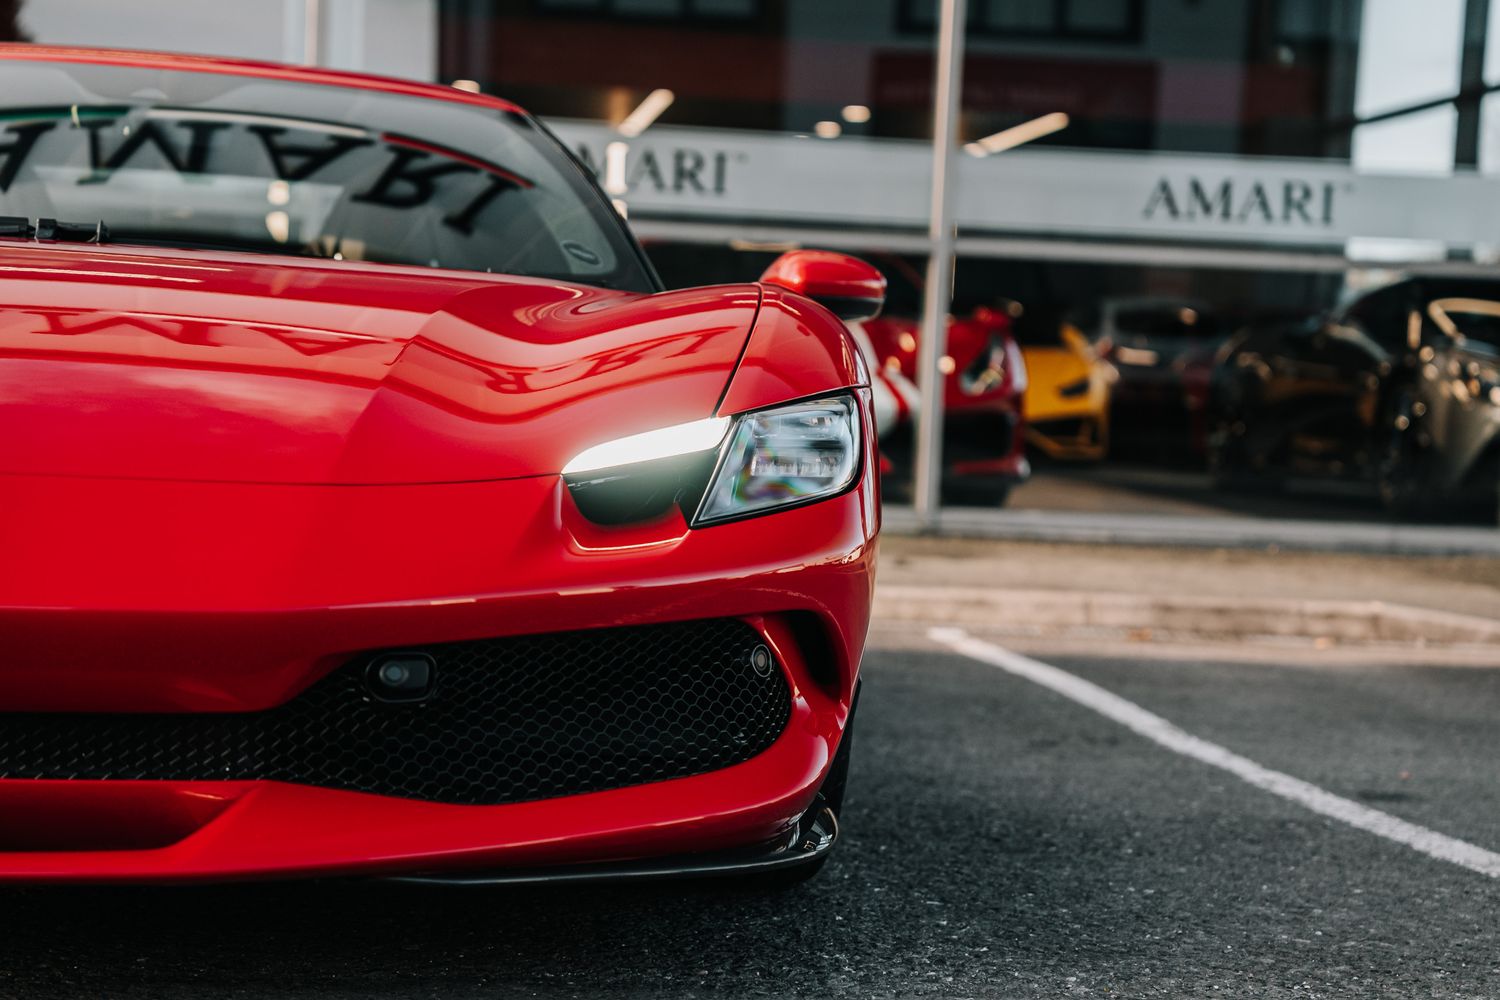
[1020,320,1116,461]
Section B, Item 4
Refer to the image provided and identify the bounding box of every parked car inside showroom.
[1019,311,1116,462]
[0,46,878,885]
[857,255,1029,506]
[1079,297,1226,462]
[1208,276,1500,520]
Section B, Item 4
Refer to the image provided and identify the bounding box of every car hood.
[0,244,761,484]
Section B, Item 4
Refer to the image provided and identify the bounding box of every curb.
[880,508,1500,558]
[873,584,1500,648]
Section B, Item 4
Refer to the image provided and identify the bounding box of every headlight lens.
[562,394,862,527]
[694,395,861,526]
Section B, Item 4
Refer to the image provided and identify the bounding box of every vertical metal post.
[913,0,967,530]
[1455,0,1491,166]
[303,0,324,66]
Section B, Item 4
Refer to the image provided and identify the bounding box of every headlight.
[958,334,1007,396]
[562,394,861,527]
[695,395,861,525]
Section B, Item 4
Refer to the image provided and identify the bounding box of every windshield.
[0,59,655,291]
[1428,297,1500,355]
[1112,305,1221,342]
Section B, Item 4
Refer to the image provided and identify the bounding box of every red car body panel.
[718,287,866,415]
[0,49,875,882]
[0,243,762,484]
[1,471,874,707]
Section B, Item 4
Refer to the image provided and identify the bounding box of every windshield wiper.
[0,216,111,244]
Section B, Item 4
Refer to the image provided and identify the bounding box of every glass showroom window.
[532,0,762,22]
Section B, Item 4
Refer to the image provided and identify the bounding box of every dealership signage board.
[551,120,1500,248]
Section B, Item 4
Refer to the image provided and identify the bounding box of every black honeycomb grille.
[0,618,791,805]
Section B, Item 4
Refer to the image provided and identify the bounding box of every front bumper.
[881,398,1030,483]
[0,469,876,882]
[1026,413,1109,461]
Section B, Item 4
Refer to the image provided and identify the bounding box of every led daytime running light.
[562,416,731,475]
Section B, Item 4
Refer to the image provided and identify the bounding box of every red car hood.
[0,243,760,484]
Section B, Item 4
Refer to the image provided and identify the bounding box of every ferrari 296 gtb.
[0,47,879,885]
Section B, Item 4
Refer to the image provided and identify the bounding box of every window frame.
[895,0,1145,44]
[529,0,772,29]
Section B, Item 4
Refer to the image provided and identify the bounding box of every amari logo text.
[573,143,735,197]
[1143,176,1341,227]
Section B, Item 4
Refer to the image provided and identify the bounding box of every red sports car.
[0,47,878,885]
[840,254,1028,505]
[861,303,1030,507]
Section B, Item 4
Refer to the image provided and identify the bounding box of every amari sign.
[551,120,1500,249]
[1142,177,1339,229]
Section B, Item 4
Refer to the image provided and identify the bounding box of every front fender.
[717,286,868,417]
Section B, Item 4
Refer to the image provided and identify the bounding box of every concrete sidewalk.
[882,507,1500,557]
[876,535,1500,654]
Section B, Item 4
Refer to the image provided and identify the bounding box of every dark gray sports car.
[1208,277,1500,521]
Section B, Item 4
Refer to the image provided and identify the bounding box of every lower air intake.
[0,618,791,805]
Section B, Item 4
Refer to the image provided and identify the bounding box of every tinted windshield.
[1112,305,1221,341]
[1429,298,1500,354]
[0,59,655,291]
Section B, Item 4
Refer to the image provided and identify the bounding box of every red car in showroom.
[858,256,1030,506]
[0,47,878,885]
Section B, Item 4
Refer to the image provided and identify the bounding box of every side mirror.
[759,250,886,321]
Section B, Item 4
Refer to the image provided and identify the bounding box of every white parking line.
[928,626,1500,880]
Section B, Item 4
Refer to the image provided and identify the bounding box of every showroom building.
[8,0,1500,528]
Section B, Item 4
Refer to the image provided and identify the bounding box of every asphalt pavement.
[3,632,1498,999]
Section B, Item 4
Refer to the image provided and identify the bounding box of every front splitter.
[389,801,838,886]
